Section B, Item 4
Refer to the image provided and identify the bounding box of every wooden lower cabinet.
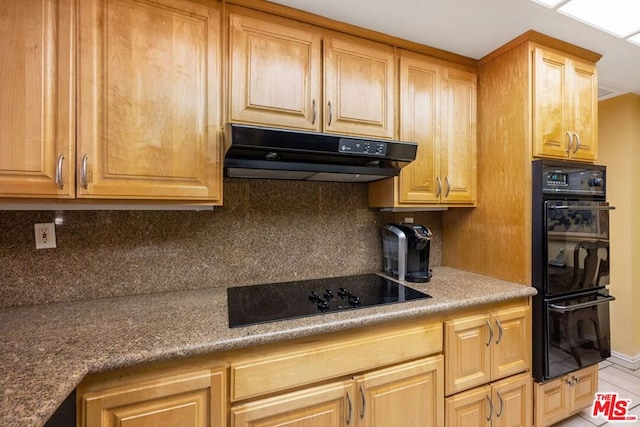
[231,356,444,427]
[231,380,353,427]
[446,372,532,427]
[356,356,444,427]
[80,368,226,427]
[534,365,598,427]
[445,304,530,396]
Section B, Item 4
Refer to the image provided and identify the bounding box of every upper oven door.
[545,200,613,297]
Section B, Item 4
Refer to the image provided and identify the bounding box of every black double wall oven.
[532,160,616,382]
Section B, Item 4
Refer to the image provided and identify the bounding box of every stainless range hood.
[223,124,417,183]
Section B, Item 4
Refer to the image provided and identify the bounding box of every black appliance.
[532,160,616,382]
[226,274,431,328]
[223,123,418,182]
[382,223,433,282]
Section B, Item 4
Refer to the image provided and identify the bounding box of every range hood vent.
[223,124,417,183]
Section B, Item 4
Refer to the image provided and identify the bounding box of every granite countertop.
[0,266,536,427]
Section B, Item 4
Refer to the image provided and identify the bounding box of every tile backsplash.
[0,179,442,308]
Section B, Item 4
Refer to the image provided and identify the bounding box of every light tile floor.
[553,360,640,426]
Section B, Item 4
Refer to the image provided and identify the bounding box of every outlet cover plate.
[34,223,56,249]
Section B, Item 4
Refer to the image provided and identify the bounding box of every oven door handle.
[549,294,615,312]
[549,205,616,211]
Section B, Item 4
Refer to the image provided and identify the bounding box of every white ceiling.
[270,0,640,99]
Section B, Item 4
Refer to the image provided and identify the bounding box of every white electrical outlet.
[34,223,57,249]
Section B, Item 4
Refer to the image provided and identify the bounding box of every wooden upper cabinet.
[397,54,441,204]
[0,0,75,198]
[323,35,395,139]
[77,0,222,201]
[369,51,477,208]
[532,47,597,162]
[441,67,477,203]
[228,10,321,131]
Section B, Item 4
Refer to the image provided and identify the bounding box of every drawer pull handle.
[55,154,64,189]
[312,99,317,125]
[496,391,504,417]
[445,176,451,197]
[573,132,582,153]
[566,131,574,155]
[347,392,352,425]
[486,319,493,346]
[328,101,333,126]
[81,154,89,189]
[360,385,366,419]
[495,318,503,344]
[436,177,442,197]
[486,395,493,421]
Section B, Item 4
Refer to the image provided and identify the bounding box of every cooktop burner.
[227,274,431,328]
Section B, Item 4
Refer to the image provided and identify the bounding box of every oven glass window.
[545,293,611,379]
[545,201,611,296]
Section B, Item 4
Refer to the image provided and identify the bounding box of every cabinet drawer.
[230,321,442,401]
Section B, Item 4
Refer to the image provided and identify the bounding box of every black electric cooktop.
[227,274,431,328]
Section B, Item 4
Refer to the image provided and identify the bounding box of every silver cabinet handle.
[359,385,365,419]
[312,99,317,125]
[81,154,89,189]
[445,176,451,197]
[566,377,575,386]
[495,318,503,344]
[436,177,442,197]
[565,131,574,155]
[549,205,616,211]
[328,101,333,126]
[573,132,582,153]
[346,392,352,425]
[486,395,493,421]
[55,154,64,190]
[486,319,494,346]
[496,392,504,417]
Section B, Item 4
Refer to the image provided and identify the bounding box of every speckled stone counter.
[0,266,536,427]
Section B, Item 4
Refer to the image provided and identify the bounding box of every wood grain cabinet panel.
[356,356,444,427]
[0,0,75,197]
[77,0,221,201]
[446,373,532,427]
[446,304,530,396]
[368,51,476,208]
[534,364,597,427]
[231,380,353,427]
[81,368,227,427]
[532,47,597,162]
[228,10,321,131]
[323,35,395,139]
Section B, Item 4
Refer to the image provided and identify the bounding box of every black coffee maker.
[382,223,432,282]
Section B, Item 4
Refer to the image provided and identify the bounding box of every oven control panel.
[541,164,606,196]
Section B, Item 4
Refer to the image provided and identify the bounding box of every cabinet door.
[491,306,530,382]
[445,384,492,427]
[570,364,598,413]
[78,0,221,201]
[82,369,226,427]
[324,35,395,139]
[532,48,571,159]
[534,375,569,427]
[356,356,444,427]
[492,373,532,427]
[441,67,477,204]
[231,380,353,427]
[397,54,441,204]
[0,0,75,198]
[228,10,321,131]
[445,314,492,395]
[569,59,598,161]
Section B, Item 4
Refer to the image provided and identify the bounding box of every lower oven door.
[544,291,615,380]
